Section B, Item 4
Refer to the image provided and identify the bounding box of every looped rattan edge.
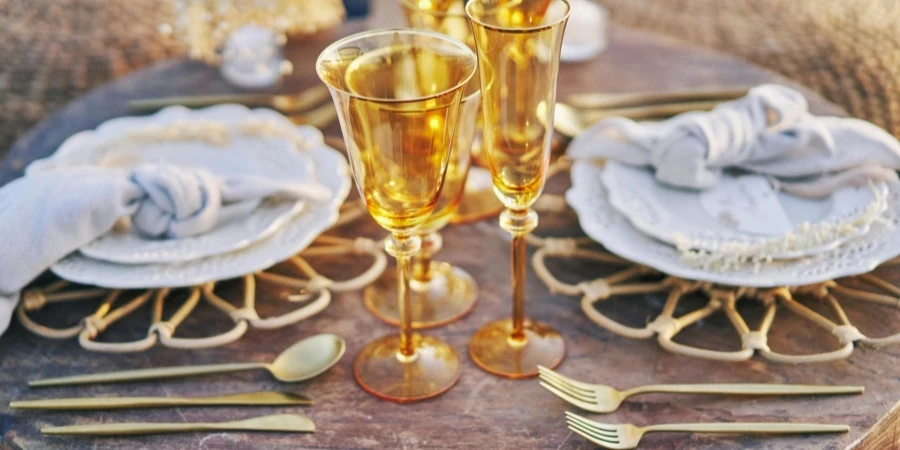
[530,163,900,362]
[17,201,387,352]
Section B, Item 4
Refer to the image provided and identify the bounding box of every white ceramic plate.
[50,138,351,288]
[29,105,318,264]
[567,160,900,287]
[601,161,882,259]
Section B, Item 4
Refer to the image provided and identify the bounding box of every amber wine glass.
[466,0,570,378]
[316,29,477,402]
[363,82,481,329]
[399,0,473,48]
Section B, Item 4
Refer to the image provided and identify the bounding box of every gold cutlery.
[552,101,721,138]
[30,333,345,387]
[128,85,331,114]
[566,412,847,449]
[567,86,749,110]
[10,391,311,410]
[539,366,864,414]
[288,102,337,128]
[42,413,316,436]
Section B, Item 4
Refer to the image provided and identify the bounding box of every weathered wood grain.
[2,1,899,449]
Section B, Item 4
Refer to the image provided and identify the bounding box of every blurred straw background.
[1,0,899,159]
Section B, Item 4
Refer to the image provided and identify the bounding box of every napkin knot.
[568,84,900,197]
[129,165,223,238]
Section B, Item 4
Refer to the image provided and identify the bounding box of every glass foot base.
[452,167,504,224]
[364,262,477,329]
[354,333,461,403]
[469,318,566,379]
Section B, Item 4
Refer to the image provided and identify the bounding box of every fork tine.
[537,366,596,390]
[565,412,620,433]
[537,368,595,395]
[540,382,597,410]
[566,418,619,439]
[568,421,619,443]
[568,425,617,448]
[539,374,596,401]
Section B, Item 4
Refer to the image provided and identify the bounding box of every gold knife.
[42,414,316,436]
[11,391,311,410]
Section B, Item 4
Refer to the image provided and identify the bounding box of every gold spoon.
[552,102,592,138]
[29,334,346,387]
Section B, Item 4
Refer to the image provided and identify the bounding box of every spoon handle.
[30,362,264,387]
[42,414,316,436]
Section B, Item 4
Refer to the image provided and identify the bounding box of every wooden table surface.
[2,2,900,449]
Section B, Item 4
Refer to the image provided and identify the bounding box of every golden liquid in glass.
[401,0,474,49]
[493,0,552,26]
[319,43,476,235]
[469,0,566,210]
[419,84,480,232]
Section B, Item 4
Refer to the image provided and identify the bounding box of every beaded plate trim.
[531,161,900,363]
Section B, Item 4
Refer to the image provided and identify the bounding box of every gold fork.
[539,366,863,414]
[566,412,848,449]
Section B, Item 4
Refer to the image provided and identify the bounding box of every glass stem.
[499,208,539,344]
[396,252,415,357]
[385,234,422,359]
[511,231,527,341]
[412,230,442,285]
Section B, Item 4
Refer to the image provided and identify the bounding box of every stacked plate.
[27,105,351,289]
[566,156,900,287]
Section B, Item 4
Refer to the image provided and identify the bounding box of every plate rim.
[567,159,900,287]
[31,104,325,264]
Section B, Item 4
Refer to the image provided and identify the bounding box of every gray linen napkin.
[0,164,330,335]
[567,84,900,197]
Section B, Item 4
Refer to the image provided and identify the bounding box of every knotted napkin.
[567,84,900,197]
[0,164,330,335]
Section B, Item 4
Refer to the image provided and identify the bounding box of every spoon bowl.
[269,333,346,382]
[552,102,589,138]
[30,333,347,387]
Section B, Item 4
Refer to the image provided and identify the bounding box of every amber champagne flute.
[466,0,570,378]
[317,29,477,402]
[364,82,482,328]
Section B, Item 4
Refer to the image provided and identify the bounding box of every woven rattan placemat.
[599,0,900,138]
[0,0,183,155]
[2,0,899,162]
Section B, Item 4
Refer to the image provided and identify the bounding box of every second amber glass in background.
[317,29,476,402]
[399,0,474,48]
[466,0,570,378]
[399,0,505,225]
[364,83,481,328]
